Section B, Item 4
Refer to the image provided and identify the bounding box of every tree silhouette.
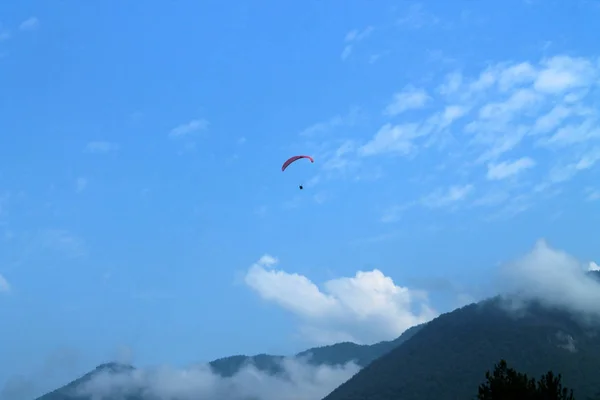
[478,359,575,400]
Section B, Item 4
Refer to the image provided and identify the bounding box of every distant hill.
[34,324,424,400]
[210,323,424,378]
[34,363,138,400]
[322,297,600,400]
[36,272,600,400]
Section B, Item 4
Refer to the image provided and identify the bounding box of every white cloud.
[497,62,538,92]
[85,141,119,153]
[427,57,598,206]
[358,123,420,157]
[19,17,39,31]
[533,56,599,94]
[438,72,463,96]
[257,254,278,267]
[0,273,10,294]
[304,139,365,187]
[574,147,600,170]
[321,140,357,172]
[379,185,475,223]
[440,105,469,126]
[383,86,430,116]
[498,239,600,317]
[483,194,533,221]
[584,188,600,201]
[588,261,600,272]
[306,54,600,223]
[299,108,360,137]
[397,4,440,29]
[340,46,352,61]
[75,178,87,193]
[448,58,599,150]
[169,119,209,138]
[244,255,436,345]
[341,26,373,61]
[344,27,373,43]
[531,104,574,135]
[472,190,510,208]
[420,184,474,208]
[539,118,600,148]
[73,359,359,400]
[478,88,543,121]
[368,52,388,64]
[535,147,600,192]
[380,203,414,223]
[486,157,536,180]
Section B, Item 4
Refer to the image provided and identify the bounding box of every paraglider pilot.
[281,155,313,191]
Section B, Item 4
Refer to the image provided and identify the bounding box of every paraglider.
[281,155,314,189]
[281,155,314,171]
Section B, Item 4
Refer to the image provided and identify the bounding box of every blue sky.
[1,0,600,397]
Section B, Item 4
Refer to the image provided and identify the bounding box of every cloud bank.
[72,359,359,400]
[498,239,600,318]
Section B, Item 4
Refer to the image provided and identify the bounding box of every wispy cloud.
[19,17,39,31]
[483,194,533,221]
[341,26,373,61]
[85,141,119,154]
[169,119,209,138]
[359,54,600,221]
[380,203,415,223]
[472,190,510,208]
[486,157,536,180]
[302,139,365,188]
[420,184,474,209]
[383,86,430,116]
[368,51,390,64]
[358,123,421,157]
[397,4,440,29]
[299,108,361,137]
[297,54,598,226]
[358,104,467,159]
[584,187,600,201]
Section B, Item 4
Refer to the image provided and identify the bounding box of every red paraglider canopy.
[281,155,314,172]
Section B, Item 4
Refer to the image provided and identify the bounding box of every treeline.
[477,359,582,400]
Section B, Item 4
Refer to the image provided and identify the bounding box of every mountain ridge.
[34,271,600,400]
[34,323,425,400]
[322,296,600,400]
